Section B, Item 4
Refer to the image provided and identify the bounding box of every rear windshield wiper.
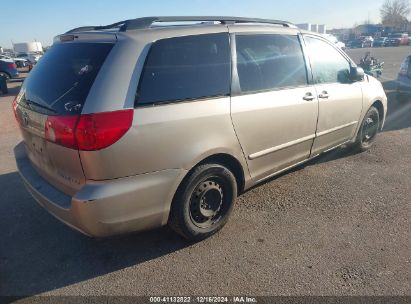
[24,99,57,113]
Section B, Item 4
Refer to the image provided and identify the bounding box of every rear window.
[20,43,113,115]
[136,33,231,105]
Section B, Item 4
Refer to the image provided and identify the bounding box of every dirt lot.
[0,47,410,298]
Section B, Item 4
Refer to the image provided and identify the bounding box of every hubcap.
[199,188,222,217]
[190,179,224,228]
[362,113,378,143]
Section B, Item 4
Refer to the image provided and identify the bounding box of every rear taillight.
[75,110,133,151]
[8,63,17,69]
[44,109,133,151]
[45,115,79,148]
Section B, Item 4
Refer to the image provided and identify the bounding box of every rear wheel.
[353,106,380,152]
[168,163,237,241]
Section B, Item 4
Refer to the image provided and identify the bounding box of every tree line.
[381,0,411,29]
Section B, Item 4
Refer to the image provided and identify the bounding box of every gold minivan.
[13,17,387,240]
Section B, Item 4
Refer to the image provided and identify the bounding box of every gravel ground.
[0,47,410,299]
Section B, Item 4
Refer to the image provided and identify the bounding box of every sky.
[0,0,386,48]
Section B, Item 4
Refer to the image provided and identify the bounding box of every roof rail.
[65,16,296,33]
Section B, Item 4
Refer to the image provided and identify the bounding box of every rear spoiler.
[54,32,118,44]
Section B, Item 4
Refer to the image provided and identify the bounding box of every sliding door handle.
[303,93,315,101]
[318,91,329,99]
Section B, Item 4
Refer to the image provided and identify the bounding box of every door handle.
[318,91,329,99]
[303,93,315,101]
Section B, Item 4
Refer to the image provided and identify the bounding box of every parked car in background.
[397,54,411,101]
[0,54,28,67]
[349,38,372,48]
[13,16,387,241]
[387,33,409,46]
[0,59,19,79]
[346,40,355,48]
[348,39,362,48]
[16,52,42,64]
[373,37,388,47]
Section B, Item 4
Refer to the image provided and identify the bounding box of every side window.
[305,36,351,84]
[136,33,230,105]
[235,34,308,93]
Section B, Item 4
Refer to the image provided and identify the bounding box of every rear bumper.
[14,142,186,237]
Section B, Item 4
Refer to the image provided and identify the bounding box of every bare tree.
[380,0,410,29]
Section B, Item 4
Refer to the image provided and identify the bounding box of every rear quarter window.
[136,33,231,105]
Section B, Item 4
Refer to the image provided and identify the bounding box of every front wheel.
[168,163,237,241]
[353,106,380,152]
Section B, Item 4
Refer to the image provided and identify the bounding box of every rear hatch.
[14,40,115,196]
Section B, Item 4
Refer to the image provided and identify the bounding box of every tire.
[168,163,237,241]
[353,106,380,152]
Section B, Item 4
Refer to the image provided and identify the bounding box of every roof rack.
[65,16,296,34]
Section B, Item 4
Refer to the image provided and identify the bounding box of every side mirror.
[350,66,365,82]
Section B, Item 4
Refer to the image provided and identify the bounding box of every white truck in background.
[13,42,43,64]
[13,42,43,53]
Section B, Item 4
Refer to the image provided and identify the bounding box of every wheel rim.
[189,177,228,229]
[362,112,379,144]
